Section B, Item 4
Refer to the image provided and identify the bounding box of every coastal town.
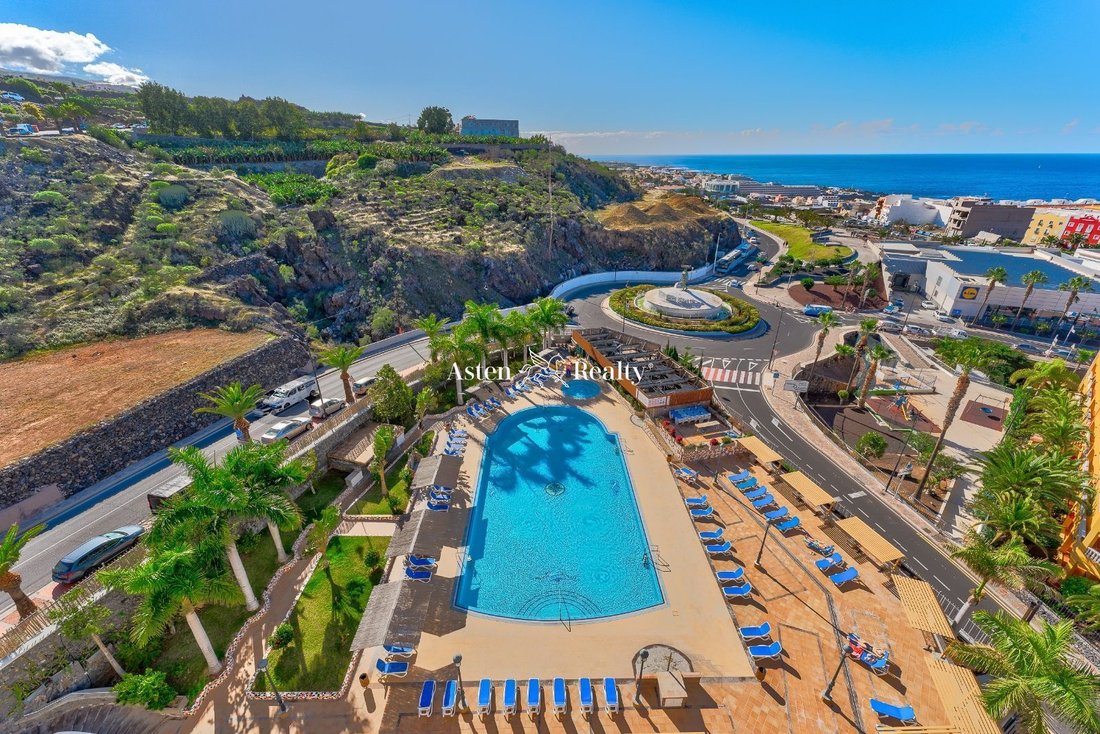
[2,5,1100,734]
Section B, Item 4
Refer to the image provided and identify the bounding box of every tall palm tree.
[1022,390,1088,455]
[528,296,569,349]
[804,311,840,390]
[414,386,438,429]
[371,425,396,498]
[414,314,451,361]
[1010,270,1049,331]
[431,328,485,405]
[462,301,502,369]
[846,319,878,394]
[857,262,881,311]
[949,531,1059,628]
[99,542,238,675]
[47,587,126,677]
[1010,359,1080,391]
[857,344,892,409]
[318,344,362,404]
[915,341,997,499]
[195,382,265,443]
[1064,232,1088,251]
[969,491,1061,550]
[974,442,1087,517]
[971,266,1008,326]
[0,523,45,619]
[221,441,308,564]
[499,310,532,366]
[1056,276,1094,327]
[947,612,1100,734]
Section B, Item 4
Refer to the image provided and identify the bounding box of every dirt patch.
[597,192,719,230]
[959,399,1006,432]
[787,277,888,311]
[0,329,271,466]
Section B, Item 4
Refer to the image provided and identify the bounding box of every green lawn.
[297,471,347,521]
[348,431,434,515]
[253,536,388,692]
[751,220,852,261]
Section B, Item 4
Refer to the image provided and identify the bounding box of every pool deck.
[406,382,754,682]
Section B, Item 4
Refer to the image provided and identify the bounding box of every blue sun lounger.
[675,466,700,482]
[684,493,708,506]
[443,449,463,457]
[705,541,733,556]
[384,643,415,658]
[503,679,518,718]
[739,621,772,640]
[603,678,620,715]
[870,698,916,724]
[776,516,801,533]
[430,491,452,503]
[699,527,723,541]
[689,506,714,520]
[716,567,745,583]
[866,651,891,675]
[723,582,753,599]
[464,406,479,419]
[736,477,759,490]
[579,677,594,716]
[526,678,541,718]
[405,567,433,582]
[449,429,468,437]
[829,567,860,587]
[427,501,449,512]
[752,494,776,509]
[406,555,436,569]
[728,469,751,484]
[748,641,783,660]
[441,679,458,716]
[744,486,768,500]
[764,507,789,522]
[418,679,436,716]
[552,677,567,717]
[815,552,845,572]
[477,678,492,717]
[375,658,409,679]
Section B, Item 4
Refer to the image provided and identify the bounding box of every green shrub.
[800,277,815,290]
[365,549,382,568]
[241,172,338,206]
[157,184,190,208]
[269,623,294,650]
[90,173,114,187]
[32,190,67,206]
[113,669,177,710]
[1061,575,1093,599]
[369,566,384,585]
[20,147,49,164]
[217,209,257,239]
[155,222,179,235]
[855,431,888,460]
[27,237,59,254]
[356,153,378,169]
[87,125,125,149]
[113,637,161,671]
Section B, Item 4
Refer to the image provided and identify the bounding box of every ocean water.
[592,154,1100,202]
[454,405,662,622]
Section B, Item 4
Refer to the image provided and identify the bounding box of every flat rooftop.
[941,247,1086,290]
[575,328,711,396]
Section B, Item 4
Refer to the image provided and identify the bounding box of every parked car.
[309,397,346,418]
[935,313,956,323]
[1014,342,1041,353]
[728,279,744,290]
[1045,347,1075,360]
[877,322,902,333]
[892,298,905,307]
[746,263,761,271]
[903,325,931,336]
[260,417,310,444]
[261,377,320,413]
[748,237,759,245]
[52,526,145,583]
[803,305,834,317]
[921,300,937,310]
[947,328,969,339]
[352,376,376,397]
[883,305,901,315]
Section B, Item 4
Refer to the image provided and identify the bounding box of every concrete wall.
[549,264,715,301]
[0,336,306,510]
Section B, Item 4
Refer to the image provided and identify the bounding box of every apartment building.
[1022,208,1073,245]
[943,197,1035,241]
[1058,352,1100,580]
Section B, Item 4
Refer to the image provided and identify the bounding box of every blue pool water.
[561,379,602,400]
[454,405,663,621]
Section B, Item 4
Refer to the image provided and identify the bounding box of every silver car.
[260,418,310,444]
[309,398,346,418]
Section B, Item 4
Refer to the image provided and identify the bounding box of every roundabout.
[608,273,761,336]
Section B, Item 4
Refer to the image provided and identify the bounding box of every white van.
[262,377,320,413]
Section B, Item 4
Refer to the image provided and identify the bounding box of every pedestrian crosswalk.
[702,366,763,385]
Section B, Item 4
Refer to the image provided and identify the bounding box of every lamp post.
[453,654,467,711]
[754,522,773,570]
[634,649,649,705]
[257,657,287,715]
[820,642,850,703]
[883,393,916,495]
[767,308,785,371]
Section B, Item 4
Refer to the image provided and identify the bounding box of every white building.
[703,179,740,196]
[875,194,952,227]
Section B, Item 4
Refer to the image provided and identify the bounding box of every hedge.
[609,284,760,334]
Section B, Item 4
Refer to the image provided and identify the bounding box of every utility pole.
[547,136,554,256]
[712,233,723,270]
[767,309,785,371]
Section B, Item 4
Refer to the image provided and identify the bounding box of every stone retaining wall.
[0,335,306,510]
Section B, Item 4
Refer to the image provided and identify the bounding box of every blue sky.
[3,0,1099,154]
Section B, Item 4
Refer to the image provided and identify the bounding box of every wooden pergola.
[735,435,783,471]
[835,516,905,570]
[781,471,837,514]
[892,574,955,651]
[925,657,1000,734]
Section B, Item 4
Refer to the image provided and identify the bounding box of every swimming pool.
[454,405,663,622]
[561,378,602,400]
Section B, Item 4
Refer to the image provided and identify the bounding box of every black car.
[52,525,144,583]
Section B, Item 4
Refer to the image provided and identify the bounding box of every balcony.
[1086,546,1100,566]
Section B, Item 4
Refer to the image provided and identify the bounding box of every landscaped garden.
[750,220,852,261]
[609,285,760,334]
[348,431,435,515]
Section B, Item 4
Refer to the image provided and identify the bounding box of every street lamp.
[820,641,850,703]
[634,649,649,705]
[767,308,785,371]
[453,654,467,711]
[257,657,287,715]
[754,522,773,570]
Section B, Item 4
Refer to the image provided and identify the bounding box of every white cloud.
[1061,118,1079,134]
[83,61,148,86]
[0,23,147,87]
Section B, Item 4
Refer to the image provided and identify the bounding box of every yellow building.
[1059,352,1100,579]
[1022,209,1072,245]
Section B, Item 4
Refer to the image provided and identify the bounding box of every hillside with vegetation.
[0,77,733,357]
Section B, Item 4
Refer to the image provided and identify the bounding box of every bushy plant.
[218,209,257,240]
[87,125,125,149]
[241,172,338,206]
[365,549,382,568]
[90,173,114,187]
[32,190,67,206]
[155,222,179,235]
[1061,575,1093,599]
[855,431,888,459]
[157,184,190,208]
[19,146,49,164]
[800,277,815,290]
[356,153,378,169]
[113,669,177,710]
[269,622,294,650]
[369,566,384,585]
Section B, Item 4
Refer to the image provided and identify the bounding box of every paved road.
[3,338,431,619]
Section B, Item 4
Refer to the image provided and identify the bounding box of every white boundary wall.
[549,264,715,300]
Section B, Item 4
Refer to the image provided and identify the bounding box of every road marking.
[911,557,928,570]
[932,575,948,588]
[770,417,792,440]
[894,541,908,553]
[847,491,866,499]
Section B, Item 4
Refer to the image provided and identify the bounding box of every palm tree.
[0,523,45,619]
[1065,583,1100,631]
[1064,232,1088,251]
[528,296,569,349]
[318,344,362,404]
[99,543,238,675]
[462,301,502,369]
[949,531,1060,628]
[1010,358,1080,391]
[306,506,342,581]
[1010,270,1049,331]
[974,443,1087,517]
[947,612,1100,734]
[499,310,532,366]
[47,587,125,677]
[915,341,998,499]
[804,311,840,390]
[857,345,892,409]
[1056,276,1094,327]
[843,261,864,307]
[968,491,1061,550]
[221,441,307,564]
[834,343,855,362]
[195,382,265,443]
[857,262,881,311]
[415,387,438,429]
[414,314,451,361]
[370,425,396,498]
[971,266,1008,326]
[431,328,485,405]
[846,319,878,394]
[1022,389,1088,455]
